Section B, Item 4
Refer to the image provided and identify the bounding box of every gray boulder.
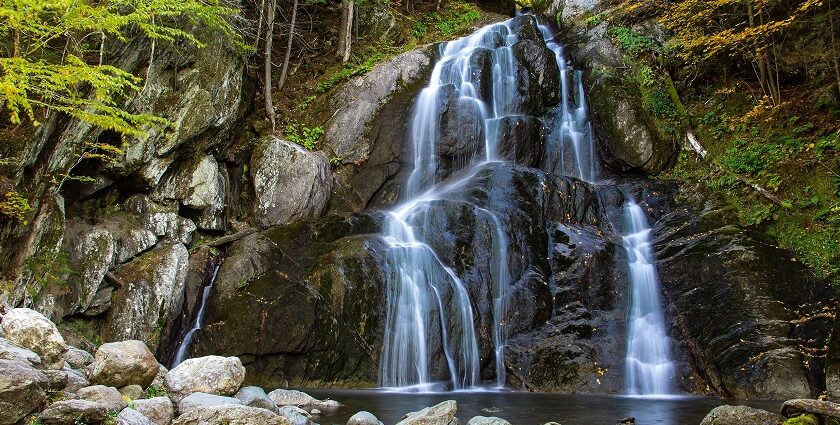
[347,411,384,425]
[43,369,69,391]
[234,386,278,413]
[133,397,175,425]
[1,308,68,369]
[0,359,48,425]
[64,368,90,392]
[164,356,246,402]
[118,408,157,425]
[156,155,225,230]
[700,405,782,425]
[78,385,128,412]
[142,212,197,245]
[467,417,511,425]
[277,406,312,425]
[40,399,109,425]
[171,405,288,425]
[101,243,189,352]
[267,389,340,409]
[87,340,160,388]
[65,347,94,369]
[251,137,332,228]
[0,336,42,367]
[178,393,241,415]
[396,400,458,425]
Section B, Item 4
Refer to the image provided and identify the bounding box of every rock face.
[0,359,48,424]
[1,308,68,369]
[171,405,290,425]
[87,340,160,388]
[646,181,834,398]
[699,405,782,425]
[251,138,333,228]
[156,155,226,231]
[164,356,246,402]
[102,243,189,351]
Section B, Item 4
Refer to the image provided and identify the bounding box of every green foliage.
[0,0,242,137]
[315,52,385,93]
[644,87,677,119]
[293,95,316,113]
[783,414,820,425]
[434,5,481,37]
[0,191,32,223]
[284,121,324,150]
[330,155,343,166]
[145,385,169,398]
[26,248,73,295]
[722,140,784,175]
[608,26,654,56]
[583,13,606,28]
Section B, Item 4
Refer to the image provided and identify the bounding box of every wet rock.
[508,14,543,43]
[348,411,383,425]
[781,399,840,419]
[699,405,781,425]
[0,359,48,424]
[0,336,42,367]
[494,115,545,167]
[235,386,278,413]
[251,137,332,228]
[438,84,486,165]
[65,347,94,370]
[78,385,128,412]
[118,408,157,425]
[120,384,144,400]
[164,356,245,402]
[511,39,560,115]
[1,308,68,369]
[40,399,109,425]
[267,389,339,409]
[277,406,312,425]
[87,340,159,388]
[178,393,241,415]
[467,417,511,425]
[171,405,287,425]
[102,243,189,352]
[133,397,175,425]
[397,400,458,425]
[156,155,226,230]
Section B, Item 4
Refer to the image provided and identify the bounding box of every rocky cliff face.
[2,2,836,400]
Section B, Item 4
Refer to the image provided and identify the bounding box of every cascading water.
[623,201,675,395]
[171,262,221,367]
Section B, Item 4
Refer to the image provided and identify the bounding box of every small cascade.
[380,21,521,390]
[171,262,221,367]
[623,201,675,395]
[539,25,598,182]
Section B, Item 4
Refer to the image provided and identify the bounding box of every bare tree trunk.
[337,0,354,63]
[830,0,840,98]
[277,0,298,92]
[264,0,276,130]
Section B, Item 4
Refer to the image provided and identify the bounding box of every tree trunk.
[830,0,840,98]
[337,0,354,63]
[277,0,298,92]
[264,0,276,130]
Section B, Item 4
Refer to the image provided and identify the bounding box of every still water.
[304,389,780,425]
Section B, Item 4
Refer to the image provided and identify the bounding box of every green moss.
[783,414,819,425]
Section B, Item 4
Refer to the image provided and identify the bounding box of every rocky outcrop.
[1,308,68,369]
[156,155,226,231]
[251,138,332,228]
[87,340,160,388]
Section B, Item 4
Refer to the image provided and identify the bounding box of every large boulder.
[0,336,42,367]
[87,340,160,388]
[251,138,333,228]
[347,411,384,425]
[78,385,129,412]
[40,399,109,425]
[234,386,278,413]
[171,405,290,425]
[164,356,246,402]
[1,308,68,369]
[396,400,458,425]
[0,359,48,425]
[267,389,339,410]
[178,393,241,415]
[102,242,189,351]
[133,397,175,425]
[65,347,94,370]
[699,405,782,425]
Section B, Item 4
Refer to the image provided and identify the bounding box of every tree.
[263,0,277,129]
[277,0,298,91]
[337,0,354,62]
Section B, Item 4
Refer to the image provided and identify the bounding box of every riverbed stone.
[467,417,511,425]
[267,389,340,409]
[178,393,241,415]
[165,356,245,402]
[277,406,312,425]
[0,359,48,424]
[234,386,278,413]
[396,400,458,425]
[699,405,782,425]
[171,404,289,425]
[347,411,384,425]
[87,340,159,388]
[78,385,128,412]
[40,399,109,425]
[1,308,68,369]
[133,397,175,425]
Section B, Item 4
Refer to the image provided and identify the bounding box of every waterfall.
[172,262,221,367]
[623,201,675,395]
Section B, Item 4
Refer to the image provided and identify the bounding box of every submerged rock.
[1,308,68,369]
[347,411,384,425]
[699,405,781,425]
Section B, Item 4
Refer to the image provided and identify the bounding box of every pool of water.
[302,389,780,425]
